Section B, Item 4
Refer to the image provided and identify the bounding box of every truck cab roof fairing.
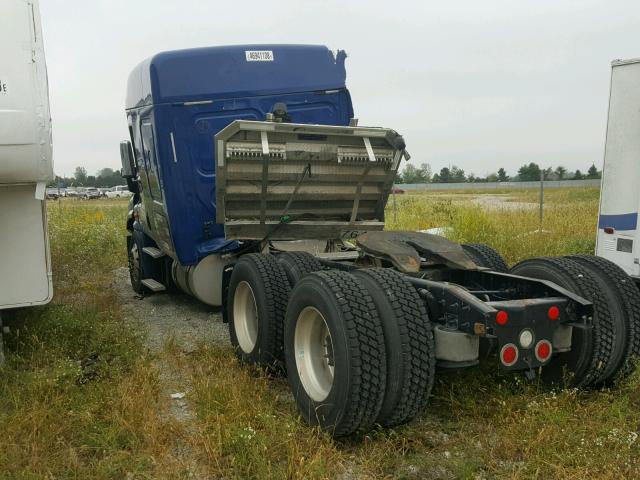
[126,45,348,109]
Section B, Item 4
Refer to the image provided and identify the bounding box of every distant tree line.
[395,162,601,184]
[47,167,124,188]
[51,161,602,188]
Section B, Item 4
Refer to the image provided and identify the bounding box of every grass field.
[1,188,639,479]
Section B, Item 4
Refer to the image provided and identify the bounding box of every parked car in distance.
[81,187,101,200]
[391,186,406,194]
[45,188,60,199]
[106,185,132,198]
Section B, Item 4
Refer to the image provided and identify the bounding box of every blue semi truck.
[120,45,640,436]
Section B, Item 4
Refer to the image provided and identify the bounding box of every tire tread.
[353,268,436,427]
[569,255,640,380]
[231,253,290,364]
[314,270,387,436]
[511,257,616,387]
[462,243,509,272]
[277,252,323,286]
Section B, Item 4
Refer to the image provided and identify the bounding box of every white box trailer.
[0,0,53,311]
[596,58,640,278]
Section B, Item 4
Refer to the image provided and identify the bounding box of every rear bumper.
[405,271,593,371]
[486,297,587,371]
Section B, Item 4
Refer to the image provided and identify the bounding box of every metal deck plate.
[141,278,166,292]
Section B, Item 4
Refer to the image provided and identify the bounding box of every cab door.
[139,117,173,253]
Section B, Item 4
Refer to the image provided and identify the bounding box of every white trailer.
[596,58,640,279]
[0,0,53,320]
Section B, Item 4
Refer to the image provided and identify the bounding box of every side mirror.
[120,140,141,194]
[120,141,136,178]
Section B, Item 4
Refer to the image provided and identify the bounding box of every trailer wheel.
[462,243,509,272]
[276,252,322,287]
[284,270,386,436]
[351,268,435,427]
[127,235,144,294]
[568,255,640,381]
[228,254,290,367]
[510,257,616,387]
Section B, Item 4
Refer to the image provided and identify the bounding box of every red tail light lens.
[535,340,552,362]
[500,343,519,366]
[496,310,509,326]
[548,306,560,321]
[604,227,614,234]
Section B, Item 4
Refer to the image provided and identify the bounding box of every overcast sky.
[40,0,640,178]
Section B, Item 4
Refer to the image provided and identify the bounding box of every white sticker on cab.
[245,50,274,62]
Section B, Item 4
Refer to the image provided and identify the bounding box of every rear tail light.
[496,310,509,326]
[500,343,519,366]
[604,227,614,234]
[535,340,552,362]
[548,306,560,321]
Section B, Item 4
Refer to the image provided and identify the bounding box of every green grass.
[1,190,639,479]
[386,187,598,263]
[0,200,184,478]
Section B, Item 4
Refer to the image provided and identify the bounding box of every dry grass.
[0,199,189,478]
[385,187,599,263]
[1,190,639,479]
[179,350,640,479]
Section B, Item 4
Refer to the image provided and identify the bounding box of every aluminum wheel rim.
[233,281,258,353]
[294,306,334,402]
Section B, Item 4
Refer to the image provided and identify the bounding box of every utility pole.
[539,170,544,226]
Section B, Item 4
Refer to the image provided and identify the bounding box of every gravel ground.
[112,267,228,354]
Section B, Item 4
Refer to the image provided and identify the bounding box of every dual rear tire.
[511,255,640,387]
[567,255,640,380]
[284,268,436,435]
[350,268,435,428]
[227,253,291,367]
[227,252,323,368]
[227,253,436,436]
[284,270,388,436]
